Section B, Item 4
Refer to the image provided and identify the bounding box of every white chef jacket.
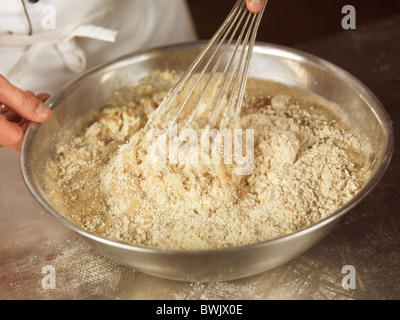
[0,0,197,95]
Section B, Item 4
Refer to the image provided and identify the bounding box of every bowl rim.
[20,41,395,255]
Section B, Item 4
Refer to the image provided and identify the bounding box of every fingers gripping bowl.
[21,42,393,282]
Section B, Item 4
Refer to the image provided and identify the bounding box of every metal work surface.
[1,14,399,300]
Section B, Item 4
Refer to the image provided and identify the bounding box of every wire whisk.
[146,0,266,131]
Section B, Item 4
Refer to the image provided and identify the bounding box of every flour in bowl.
[46,70,374,250]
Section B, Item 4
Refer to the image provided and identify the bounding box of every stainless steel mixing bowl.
[20,42,394,282]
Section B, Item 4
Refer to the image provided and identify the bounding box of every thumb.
[0,75,52,123]
[246,0,266,13]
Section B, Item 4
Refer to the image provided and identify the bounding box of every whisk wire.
[157,0,243,115]
[209,3,252,128]
[145,0,266,132]
[173,6,245,124]
[233,4,266,122]
[219,10,257,127]
[187,2,250,126]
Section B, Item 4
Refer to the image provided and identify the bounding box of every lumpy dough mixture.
[46,70,374,250]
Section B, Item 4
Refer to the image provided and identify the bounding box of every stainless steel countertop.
[1,14,399,300]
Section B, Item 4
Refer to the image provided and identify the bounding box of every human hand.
[0,75,52,152]
[246,0,266,13]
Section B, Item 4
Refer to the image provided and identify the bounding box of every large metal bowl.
[20,42,394,282]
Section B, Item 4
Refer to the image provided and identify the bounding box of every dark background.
[186,0,400,46]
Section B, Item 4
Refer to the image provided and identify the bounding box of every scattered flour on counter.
[172,281,264,300]
[46,70,374,250]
